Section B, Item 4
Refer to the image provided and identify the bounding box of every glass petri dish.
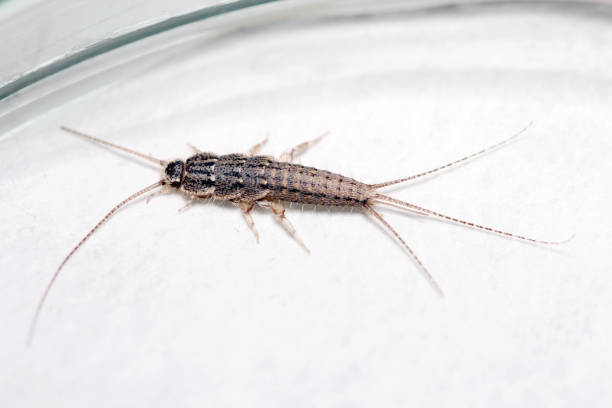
[2,1,611,406]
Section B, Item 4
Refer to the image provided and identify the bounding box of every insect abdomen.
[250,157,369,206]
[182,153,370,205]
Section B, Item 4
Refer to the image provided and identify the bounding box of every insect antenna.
[372,193,572,245]
[364,204,443,296]
[369,122,532,189]
[27,180,164,346]
[60,126,167,166]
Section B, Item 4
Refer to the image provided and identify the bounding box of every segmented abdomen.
[249,156,369,206]
[182,153,370,206]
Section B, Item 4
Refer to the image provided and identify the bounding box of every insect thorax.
[180,153,220,196]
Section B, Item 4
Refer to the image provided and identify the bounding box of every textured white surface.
[2,3,612,407]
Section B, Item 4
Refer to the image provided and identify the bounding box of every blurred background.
[2,1,611,407]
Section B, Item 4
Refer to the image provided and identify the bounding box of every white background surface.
[2,1,612,407]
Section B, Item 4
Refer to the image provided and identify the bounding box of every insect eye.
[165,160,184,186]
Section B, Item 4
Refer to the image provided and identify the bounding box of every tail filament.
[370,122,532,189]
[373,194,571,245]
[364,204,444,296]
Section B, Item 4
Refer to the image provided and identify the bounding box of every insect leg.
[248,134,270,156]
[178,197,196,213]
[257,200,310,253]
[280,131,329,163]
[145,187,171,204]
[187,143,202,153]
[235,201,259,243]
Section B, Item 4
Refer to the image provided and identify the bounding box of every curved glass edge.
[3,0,612,103]
[0,0,279,101]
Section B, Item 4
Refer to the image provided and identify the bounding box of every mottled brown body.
[178,153,369,206]
[29,125,564,346]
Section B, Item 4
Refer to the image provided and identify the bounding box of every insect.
[27,124,568,345]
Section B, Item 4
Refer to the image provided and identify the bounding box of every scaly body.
[27,125,568,345]
[177,153,369,206]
